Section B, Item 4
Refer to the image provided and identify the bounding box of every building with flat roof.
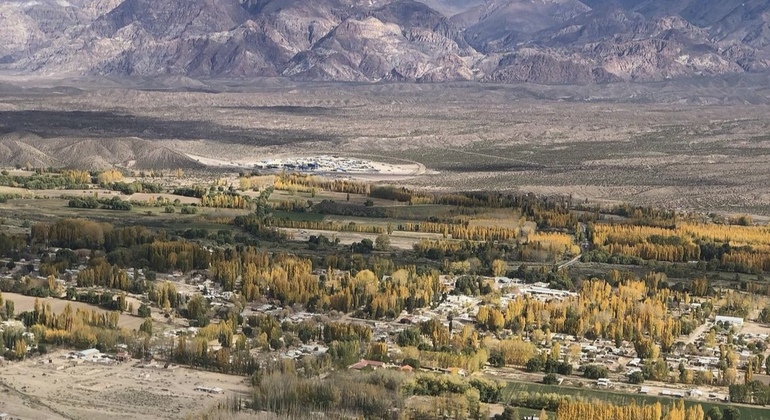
[77,348,100,358]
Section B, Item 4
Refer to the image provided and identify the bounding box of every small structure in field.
[194,386,223,394]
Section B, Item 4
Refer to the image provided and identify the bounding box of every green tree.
[374,234,391,251]
[629,371,645,384]
[5,299,14,319]
[495,407,520,420]
[137,304,151,318]
[186,294,209,321]
[526,356,544,373]
[706,407,723,420]
[722,407,740,420]
[583,364,608,379]
[543,373,559,384]
[140,318,153,335]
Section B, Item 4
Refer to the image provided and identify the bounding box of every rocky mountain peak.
[1,0,770,84]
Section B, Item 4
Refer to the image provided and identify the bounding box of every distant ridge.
[0,132,205,170]
[1,0,770,84]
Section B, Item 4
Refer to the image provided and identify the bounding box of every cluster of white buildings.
[255,156,381,174]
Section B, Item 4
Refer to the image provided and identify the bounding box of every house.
[116,352,131,363]
[77,348,100,359]
[715,316,744,326]
[348,359,384,370]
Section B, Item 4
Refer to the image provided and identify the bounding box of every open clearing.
[0,349,252,420]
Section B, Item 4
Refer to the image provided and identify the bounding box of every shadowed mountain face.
[2,0,770,84]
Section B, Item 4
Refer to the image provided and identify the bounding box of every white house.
[77,348,100,359]
[715,316,744,326]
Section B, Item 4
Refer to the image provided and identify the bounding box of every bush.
[543,373,559,385]
[137,304,151,318]
[403,357,420,370]
[544,358,573,375]
[582,364,609,379]
[629,371,645,384]
[526,356,544,373]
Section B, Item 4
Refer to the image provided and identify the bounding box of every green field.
[384,204,463,220]
[271,210,326,222]
[502,380,770,420]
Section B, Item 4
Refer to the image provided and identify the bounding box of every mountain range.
[2,0,770,84]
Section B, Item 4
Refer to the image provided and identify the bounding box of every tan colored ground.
[0,349,252,420]
[36,188,120,198]
[4,292,145,330]
[280,228,444,250]
[128,193,201,204]
[739,320,770,336]
[0,185,33,196]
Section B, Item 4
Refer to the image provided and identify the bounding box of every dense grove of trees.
[211,245,443,319]
[106,181,163,195]
[274,173,370,195]
[591,222,770,273]
[201,193,248,209]
[32,219,158,251]
[271,219,384,234]
[173,186,208,198]
[0,171,90,190]
[68,196,132,210]
[397,221,520,242]
[729,380,770,405]
[476,277,689,353]
[555,400,700,420]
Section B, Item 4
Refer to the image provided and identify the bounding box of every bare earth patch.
[0,349,252,420]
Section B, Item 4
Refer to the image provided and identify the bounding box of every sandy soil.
[0,349,252,420]
[739,321,770,335]
[0,185,34,196]
[4,292,145,330]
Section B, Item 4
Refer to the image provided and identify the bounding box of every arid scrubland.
[2,79,770,213]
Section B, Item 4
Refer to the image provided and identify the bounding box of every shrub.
[543,373,559,385]
[582,364,609,379]
[629,371,645,384]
